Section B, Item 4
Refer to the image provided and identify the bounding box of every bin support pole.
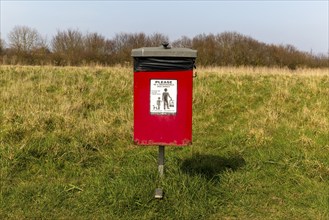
[155,145,165,199]
[158,145,165,176]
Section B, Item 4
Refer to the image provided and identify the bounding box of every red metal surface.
[134,70,193,146]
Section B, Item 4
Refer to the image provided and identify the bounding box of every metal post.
[155,145,165,199]
[158,145,165,177]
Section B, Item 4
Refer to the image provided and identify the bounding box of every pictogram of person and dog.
[153,88,174,111]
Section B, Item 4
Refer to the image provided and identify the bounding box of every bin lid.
[131,43,197,58]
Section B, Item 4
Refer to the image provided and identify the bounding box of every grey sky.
[1,0,328,55]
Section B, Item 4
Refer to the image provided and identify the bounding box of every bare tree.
[84,32,106,53]
[6,26,49,64]
[112,32,129,54]
[52,29,84,53]
[111,33,144,64]
[148,32,169,47]
[172,36,192,48]
[130,32,148,48]
[51,28,84,65]
[0,36,5,54]
[8,26,43,53]
[84,32,107,63]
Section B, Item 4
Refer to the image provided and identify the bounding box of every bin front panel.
[134,70,193,146]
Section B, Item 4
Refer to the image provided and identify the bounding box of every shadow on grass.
[180,154,246,180]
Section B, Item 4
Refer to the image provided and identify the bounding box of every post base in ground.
[155,188,163,199]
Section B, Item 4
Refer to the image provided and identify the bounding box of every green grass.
[1,65,329,219]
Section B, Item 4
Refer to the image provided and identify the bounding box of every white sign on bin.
[150,79,177,115]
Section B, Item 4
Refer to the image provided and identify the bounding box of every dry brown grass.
[1,65,328,219]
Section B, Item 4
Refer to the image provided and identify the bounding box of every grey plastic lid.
[131,44,197,58]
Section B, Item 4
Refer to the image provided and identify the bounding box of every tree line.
[0,25,328,68]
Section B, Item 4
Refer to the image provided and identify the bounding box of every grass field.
[0,65,328,219]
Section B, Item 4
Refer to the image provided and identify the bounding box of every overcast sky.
[1,0,328,55]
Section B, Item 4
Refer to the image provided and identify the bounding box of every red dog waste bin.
[132,43,197,146]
